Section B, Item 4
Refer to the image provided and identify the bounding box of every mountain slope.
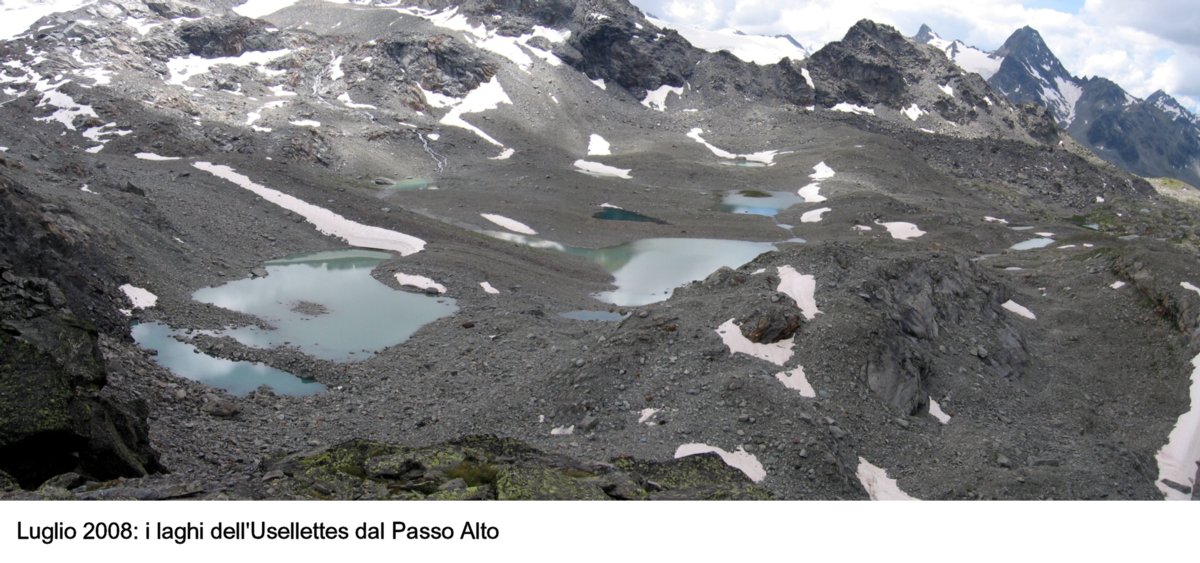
[0,0,1197,501]
[916,23,1200,187]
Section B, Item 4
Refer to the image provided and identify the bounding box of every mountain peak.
[914,23,939,43]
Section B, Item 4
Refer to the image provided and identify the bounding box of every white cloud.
[632,0,1200,112]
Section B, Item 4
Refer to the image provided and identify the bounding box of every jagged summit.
[917,21,1200,186]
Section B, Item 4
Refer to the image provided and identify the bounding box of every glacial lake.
[192,249,457,362]
[720,190,804,217]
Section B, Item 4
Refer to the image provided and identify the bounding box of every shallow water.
[720,190,804,217]
[570,238,776,306]
[192,249,457,362]
[1010,238,1056,251]
[380,178,434,190]
[132,322,325,396]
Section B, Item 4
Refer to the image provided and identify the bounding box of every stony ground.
[2,0,1200,500]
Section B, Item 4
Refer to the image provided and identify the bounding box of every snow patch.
[1183,282,1200,297]
[394,273,446,294]
[831,102,874,116]
[938,84,954,97]
[587,134,611,156]
[1002,299,1037,320]
[1110,281,1126,290]
[876,221,926,240]
[480,281,500,295]
[573,159,631,179]
[984,216,1008,224]
[336,92,376,109]
[800,207,831,223]
[232,0,299,18]
[590,78,606,90]
[134,152,180,161]
[929,398,951,424]
[775,366,816,398]
[776,265,820,321]
[481,213,537,235]
[686,128,778,165]
[797,183,826,203]
[809,161,835,180]
[674,443,766,483]
[901,104,925,121]
[438,76,511,147]
[856,458,916,500]
[290,119,320,128]
[1155,351,1200,499]
[490,148,515,160]
[550,425,574,436]
[119,284,157,309]
[715,319,794,366]
[165,50,292,88]
[641,84,683,112]
[638,408,659,425]
[194,162,426,256]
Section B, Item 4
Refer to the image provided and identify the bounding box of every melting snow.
[929,398,951,424]
[1010,238,1055,250]
[328,54,344,81]
[984,216,1008,224]
[901,104,925,121]
[831,103,874,116]
[1156,352,1200,499]
[337,92,376,109]
[776,265,820,321]
[438,76,511,147]
[490,148,515,160]
[674,443,766,483]
[481,213,537,235]
[290,119,320,127]
[587,134,611,156]
[193,162,426,256]
[801,67,814,89]
[716,318,794,366]
[394,7,569,72]
[809,162,835,180]
[641,84,683,112]
[775,367,816,398]
[134,152,180,161]
[573,159,631,179]
[797,183,826,203]
[686,128,778,165]
[800,207,831,223]
[590,77,606,90]
[638,408,659,425]
[856,458,916,500]
[0,0,92,41]
[165,50,292,88]
[1182,282,1200,297]
[394,273,446,294]
[80,184,97,194]
[550,425,574,436]
[938,84,954,97]
[480,281,500,295]
[876,221,926,240]
[232,0,299,18]
[1110,281,1126,289]
[119,284,157,309]
[1002,299,1037,320]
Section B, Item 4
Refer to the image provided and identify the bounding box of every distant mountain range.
[916,24,1200,187]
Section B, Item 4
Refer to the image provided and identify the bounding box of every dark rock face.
[564,16,700,96]
[864,257,1028,415]
[177,15,283,57]
[244,436,770,500]
[738,305,803,344]
[383,33,500,99]
[807,20,929,108]
[0,175,162,489]
[989,27,1073,113]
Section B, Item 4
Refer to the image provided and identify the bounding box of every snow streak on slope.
[194,162,426,256]
[436,76,512,147]
[646,16,807,66]
[0,0,94,41]
[686,128,778,165]
[675,443,766,482]
[391,6,569,73]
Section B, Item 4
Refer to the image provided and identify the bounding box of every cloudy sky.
[629,0,1200,112]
